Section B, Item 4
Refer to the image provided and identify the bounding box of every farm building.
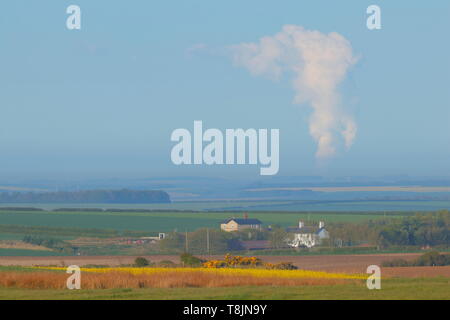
[220,216,262,232]
[123,233,166,245]
[286,221,329,248]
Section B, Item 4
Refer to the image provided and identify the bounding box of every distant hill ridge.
[0,189,171,204]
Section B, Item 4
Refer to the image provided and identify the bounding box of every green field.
[1,200,449,212]
[0,249,66,256]
[0,208,444,257]
[0,278,448,300]
[0,209,408,234]
[0,233,26,240]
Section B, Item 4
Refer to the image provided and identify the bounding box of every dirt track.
[0,253,424,273]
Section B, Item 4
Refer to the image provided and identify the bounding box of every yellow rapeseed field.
[33,266,366,280]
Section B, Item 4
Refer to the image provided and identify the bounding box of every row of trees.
[0,189,171,204]
[376,211,450,247]
[326,210,450,248]
[22,235,75,254]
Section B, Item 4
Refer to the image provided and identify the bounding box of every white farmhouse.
[286,221,329,248]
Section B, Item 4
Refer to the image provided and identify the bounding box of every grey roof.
[222,218,262,225]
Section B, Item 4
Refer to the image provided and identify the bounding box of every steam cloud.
[230,25,358,159]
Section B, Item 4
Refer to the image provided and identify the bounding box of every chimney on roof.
[243,213,248,219]
[298,221,304,229]
[319,221,324,228]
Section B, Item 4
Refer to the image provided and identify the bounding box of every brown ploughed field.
[0,253,424,273]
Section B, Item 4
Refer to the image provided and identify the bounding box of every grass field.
[0,249,66,256]
[0,208,437,257]
[0,207,447,258]
[245,200,450,212]
[0,209,406,233]
[0,234,27,240]
[0,278,448,300]
[0,256,448,300]
[1,200,449,212]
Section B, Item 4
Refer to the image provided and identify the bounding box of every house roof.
[222,218,262,225]
[286,226,326,234]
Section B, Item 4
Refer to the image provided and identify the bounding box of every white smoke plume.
[230,25,358,159]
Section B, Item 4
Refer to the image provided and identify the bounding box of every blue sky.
[0,1,449,180]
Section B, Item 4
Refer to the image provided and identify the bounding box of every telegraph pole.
[206,228,210,256]
[185,230,188,253]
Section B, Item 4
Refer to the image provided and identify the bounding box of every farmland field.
[0,252,449,300]
[1,199,449,212]
[0,269,448,300]
[0,209,408,234]
[0,207,441,258]
[1,279,449,300]
[243,200,450,212]
[0,253,430,271]
[0,249,65,257]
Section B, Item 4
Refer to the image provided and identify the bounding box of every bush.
[223,254,263,267]
[23,235,61,248]
[180,253,204,267]
[158,260,176,268]
[265,262,298,270]
[134,257,150,267]
[273,262,298,270]
[416,251,450,266]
